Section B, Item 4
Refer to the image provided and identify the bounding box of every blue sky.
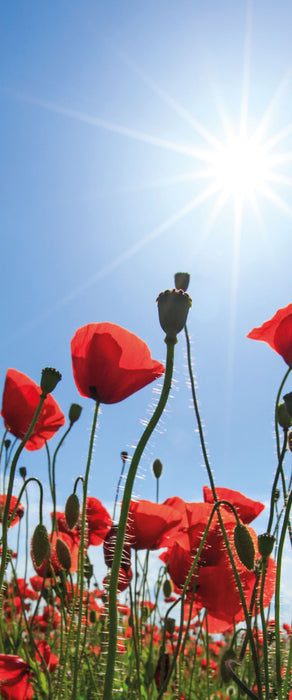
[1,0,292,602]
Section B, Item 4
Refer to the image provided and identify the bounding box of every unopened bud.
[220,648,237,684]
[277,402,292,430]
[156,289,192,342]
[174,272,190,292]
[234,523,255,571]
[165,617,175,636]
[288,431,292,452]
[152,459,163,479]
[121,451,128,462]
[65,493,80,530]
[4,439,11,450]
[163,579,173,598]
[69,403,82,424]
[19,467,27,479]
[41,368,62,395]
[32,524,50,567]
[56,537,71,571]
[284,392,292,418]
[103,525,131,572]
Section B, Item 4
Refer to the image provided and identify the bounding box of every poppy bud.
[283,392,292,417]
[174,272,190,292]
[32,524,50,567]
[274,488,280,502]
[41,368,62,396]
[288,431,292,452]
[163,579,173,598]
[152,459,163,479]
[277,402,292,429]
[157,289,192,342]
[220,648,237,683]
[56,537,71,571]
[103,525,131,572]
[65,493,80,530]
[89,609,97,623]
[165,617,175,636]
[69,403,82,424]
[121,451,128,462]
[258,533,275,559]
[4,439,11,450]
[234,523,255,571]
[19,466,27,479]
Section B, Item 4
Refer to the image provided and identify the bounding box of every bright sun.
[211,132,270,203]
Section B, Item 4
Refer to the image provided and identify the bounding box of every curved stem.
[102,339,175,700]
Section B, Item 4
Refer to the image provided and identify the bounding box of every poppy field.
[0,273,291,700]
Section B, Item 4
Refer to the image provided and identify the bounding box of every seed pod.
[32,524,50,567]
[174,272,190,292]
[258,533,275,559]
[65,493,80,530]
[152,459,163,479]
[156,289,192,341]
[40,367,62,395]
[234,523,255,571]
[56,537,72,571]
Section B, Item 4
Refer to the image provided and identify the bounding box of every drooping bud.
[258,533,275,559]
[152,459,163,479]
[19,466,27,479]
[234,523,255,571]
[32,524,50,567]
[65,493,80,530]
[69,403,82,424]
[283,392,292,418]
[40,368,62,396]
[56,537,71,571]
[156,289,192,342]
[277,402,292,430]
[163,578,173,599]
[220,648,237,683]
[165,617,175,636]
[174,272,190,292]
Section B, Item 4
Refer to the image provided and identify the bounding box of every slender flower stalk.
[102,339,175,700]
[184,323,263,697]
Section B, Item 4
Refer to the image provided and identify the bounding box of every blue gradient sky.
[1,1,292,605]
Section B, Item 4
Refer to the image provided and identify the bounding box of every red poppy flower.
[1,369,65,451]
[161,497,276,633]
[35,641,58,673]
[0,495,24,527]
[247,304,292,365]
[127,499,182,550]
[203,486,264,524]
[0,654,34,699]
[71,323,165,403]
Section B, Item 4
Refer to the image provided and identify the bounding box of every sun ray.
[0,185,218,348]
[102,41,223,150]
[5,88,215,163]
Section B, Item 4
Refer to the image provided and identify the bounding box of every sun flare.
[210,132,271,203]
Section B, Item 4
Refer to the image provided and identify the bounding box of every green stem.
[102,339,175,700]
[185,323,263,697]
[274,487,292,699]
[71,400,99,699]
[51,423,74,534]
